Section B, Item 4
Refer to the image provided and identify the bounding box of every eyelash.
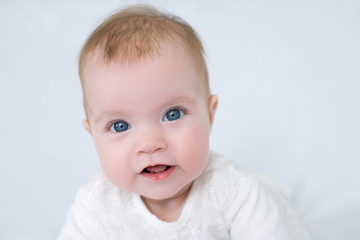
[105,106,188,132]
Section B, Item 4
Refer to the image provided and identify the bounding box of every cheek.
[176,121,210,174]
[92,137,132,187]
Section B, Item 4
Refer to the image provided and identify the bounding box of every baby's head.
[79,6,210,114]
[79,5,218,201]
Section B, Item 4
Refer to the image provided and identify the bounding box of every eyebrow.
[95,111,125,124]
[94,95,197,124]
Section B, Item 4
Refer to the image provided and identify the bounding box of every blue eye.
[110,121,130,132]
[163,108,184,122]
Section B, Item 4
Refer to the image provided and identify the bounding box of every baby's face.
[82,48,217,200]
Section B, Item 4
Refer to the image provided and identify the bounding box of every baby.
[59,5,309,239]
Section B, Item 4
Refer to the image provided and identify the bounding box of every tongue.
[145,165,168,173]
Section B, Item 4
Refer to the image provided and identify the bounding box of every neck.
[141,182,193,222]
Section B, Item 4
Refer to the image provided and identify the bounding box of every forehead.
[82,48,207,118]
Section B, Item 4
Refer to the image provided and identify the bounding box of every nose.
[135,127,167,155]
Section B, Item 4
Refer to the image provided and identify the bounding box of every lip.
[140,166,175,181]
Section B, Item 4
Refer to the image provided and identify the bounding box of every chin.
[141,190,177,201]
[141,184,190,201]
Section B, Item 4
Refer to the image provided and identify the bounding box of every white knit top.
[58,152,309,239]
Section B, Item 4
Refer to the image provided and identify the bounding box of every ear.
[208,94,218,128]
[82,119,91,134]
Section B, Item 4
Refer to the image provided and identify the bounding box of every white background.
[0,0,359,239]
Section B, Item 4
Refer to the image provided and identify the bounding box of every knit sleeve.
[229,176,310,240]
[208,154,309,240]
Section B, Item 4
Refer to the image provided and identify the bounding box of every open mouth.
[141,165,175,180]
[142,165,172,174]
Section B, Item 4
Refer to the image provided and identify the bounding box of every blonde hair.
[79,5,209,115]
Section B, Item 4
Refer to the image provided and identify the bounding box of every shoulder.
[203,151,257,198]
[59,168,129,240]
[74,167,132,217]
[59,168,135,239]
[202,152,285,224]
[198,152,258,222]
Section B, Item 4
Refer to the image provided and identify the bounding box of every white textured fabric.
[58,152,309,239]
